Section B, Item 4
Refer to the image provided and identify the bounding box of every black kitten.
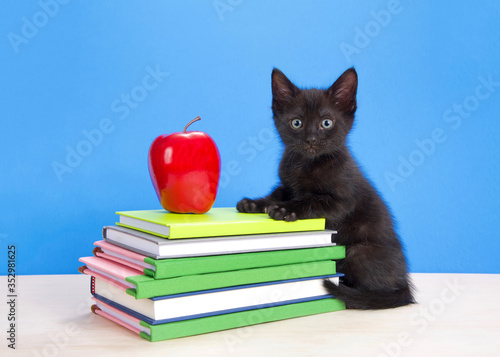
[237,68,414,309]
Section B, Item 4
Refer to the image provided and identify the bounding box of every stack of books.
[78,207,346,342]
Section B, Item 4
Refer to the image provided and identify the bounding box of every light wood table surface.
[2,273,499,356]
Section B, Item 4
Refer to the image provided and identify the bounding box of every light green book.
[116,207,326,239]
[92,296,346,342]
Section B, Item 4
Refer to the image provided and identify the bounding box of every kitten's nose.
[306,137,317,145]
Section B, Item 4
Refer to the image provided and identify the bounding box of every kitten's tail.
[323,280,415,309]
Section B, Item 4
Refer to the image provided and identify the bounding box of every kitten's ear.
[272,68,298,112]
[327,68,358,114]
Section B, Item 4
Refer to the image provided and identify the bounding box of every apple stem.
[183,116,201,132]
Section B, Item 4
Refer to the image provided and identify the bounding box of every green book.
[146,245,344,279]
[95,240,345,279]
[79,256,337,299]
[92,297,346,342]
[116,207,326,239]
[128,261,336,299]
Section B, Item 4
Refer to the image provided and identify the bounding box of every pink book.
[94,240,147,261]
[79,266,130,292]
[91,297,142,335]
[93,249,146,273]
[79,256,143,280]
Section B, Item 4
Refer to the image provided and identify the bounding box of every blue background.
[1,1,499,275]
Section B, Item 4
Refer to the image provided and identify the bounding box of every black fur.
[237,68,415,309]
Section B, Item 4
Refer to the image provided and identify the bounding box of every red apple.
[148,116,221,214]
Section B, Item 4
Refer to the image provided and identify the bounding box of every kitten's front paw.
[236,198,264,213]
[267,205,298,222]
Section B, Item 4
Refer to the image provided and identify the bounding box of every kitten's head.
[271,68,358,159]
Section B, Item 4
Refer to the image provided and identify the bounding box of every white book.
[92,274,341,324]
[103,225,337,259]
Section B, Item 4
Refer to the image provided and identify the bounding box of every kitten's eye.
[290,119,303,129]
[321,119,334,129]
